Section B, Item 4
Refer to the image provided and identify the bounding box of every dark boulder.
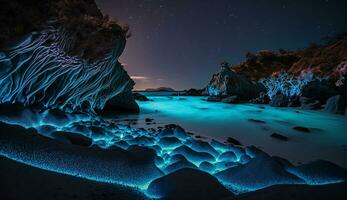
[147,168,232,200]
[293,126,311,133]
[300,97,321,110]
[221,96,239,104]
[270,93,289,107]
[207,96,223,102]
[250,92,270,104]
[245,146,268,158]
[132,92,150,101]
[226,137,243,146]
[301,80,338,104]
[248,119,266,124]
[288,96,301,107]
[324,95,347,115]
[183,88,206,96]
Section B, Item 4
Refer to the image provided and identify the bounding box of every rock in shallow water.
[132,92,150,101]
[226,137,243,146]
[248,118,266,124]
[270,133,289,141]
[221,96,239,104]
[293,126,311,133]
[324,95,347,115]
[269,93,289,107]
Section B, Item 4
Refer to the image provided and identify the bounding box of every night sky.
[96,0,347,90]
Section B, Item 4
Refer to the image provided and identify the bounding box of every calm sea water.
[119,92,347,168]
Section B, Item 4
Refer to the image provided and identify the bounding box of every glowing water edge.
[130,95,347,169]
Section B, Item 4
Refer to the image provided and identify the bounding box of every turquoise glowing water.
[120,95,347,168]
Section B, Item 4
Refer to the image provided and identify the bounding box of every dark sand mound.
[0,156,146,200]
[234,182,347,200]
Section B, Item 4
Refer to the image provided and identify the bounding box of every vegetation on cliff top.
[0,0,130,61]
[232,32,347,80]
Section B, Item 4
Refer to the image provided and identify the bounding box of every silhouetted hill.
[145,87,175,92]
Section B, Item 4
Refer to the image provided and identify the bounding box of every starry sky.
[96,0,347,90]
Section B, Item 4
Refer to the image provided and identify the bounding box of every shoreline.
[0,114,346,199]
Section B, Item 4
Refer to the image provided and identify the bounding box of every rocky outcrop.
[0,0,138,113]
[132,92,150,101]
[184,88,206,96]
[209,33,347,111]
[301,80,339,104]
[206,62,264,100]
[324,95,347,115]
[269,94,289,107]
[249,92,270,104]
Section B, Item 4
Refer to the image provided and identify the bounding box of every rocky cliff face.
[0,0,138,113]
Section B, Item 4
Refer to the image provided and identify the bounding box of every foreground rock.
[147,168,232,199]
